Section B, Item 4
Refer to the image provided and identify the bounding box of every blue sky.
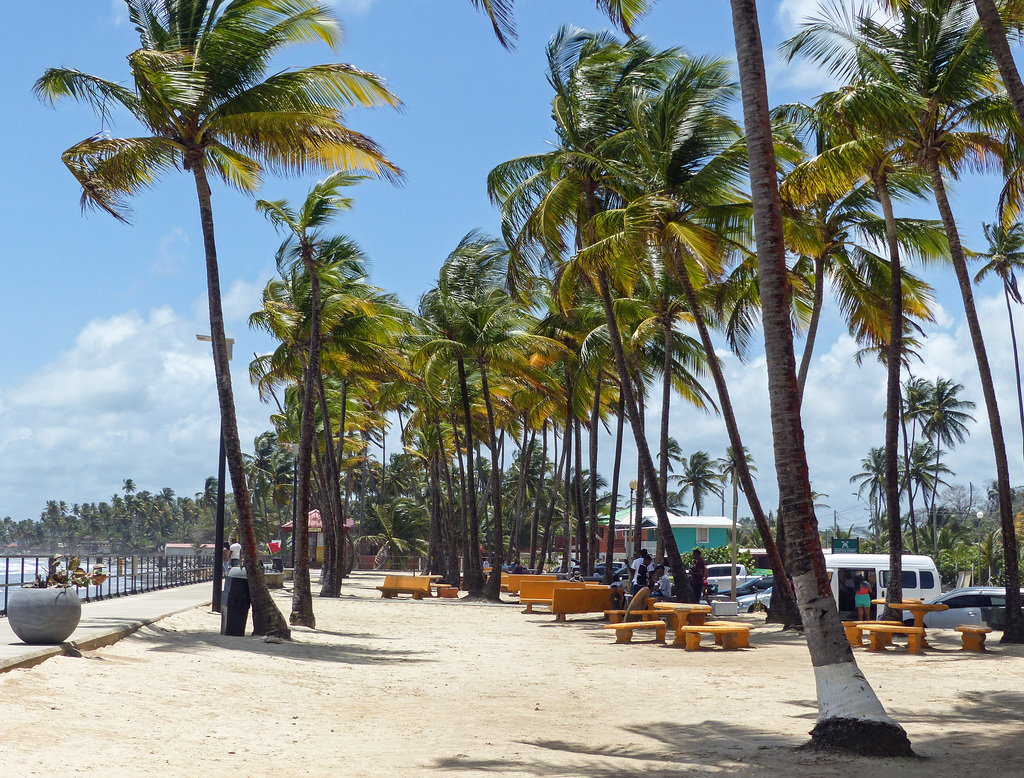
[0,0,1019,531]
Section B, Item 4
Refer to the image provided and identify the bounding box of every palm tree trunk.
[573,413,587,574]
[191,162,289,638]
[596,270,688,590]
[899,393,919,554]
[670,244,799,626]
[1004,286,1024,470]
[658,318,673,566]
[508,425,535,563]
[877,177,905,621]
[729,0,908,751]
[588,378,602,574]
[975,0,1024,128]
[796,254,826,402]
[925,159,1024,643]
[456,358,484,595]
[562,414,573,574]
[605,393,625,584]
[537,427,566,573]
[528,422,548,569]
[479,365,504,601]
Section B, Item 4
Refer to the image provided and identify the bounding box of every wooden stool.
[956,625,993,652]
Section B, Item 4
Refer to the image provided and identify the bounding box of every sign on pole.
[832,538,860,553]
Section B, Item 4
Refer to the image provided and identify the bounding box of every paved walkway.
[0,582,212,673]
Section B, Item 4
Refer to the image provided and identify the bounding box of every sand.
[1,570,1022,777]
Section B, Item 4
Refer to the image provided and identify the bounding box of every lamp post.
[197,334,233,613]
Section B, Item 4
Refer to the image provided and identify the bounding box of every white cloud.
[151,228,189,277]
[0,301,271,521]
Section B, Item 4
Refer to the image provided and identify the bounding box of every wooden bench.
[704,621,755,648]
[956,625,993,652]
[550,586,612,621]
[860,624,927,653]
[842,620,903,647]
[502,573,557,595]
[376,574,433,599]
[675,624,751,650]
[604,609,664,624]
[604,620,667,644]
[519,580,584,613]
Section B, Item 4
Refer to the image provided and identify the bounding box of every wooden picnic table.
[872,599,948,647]
[871,599,948,629]
[652,602,712,628]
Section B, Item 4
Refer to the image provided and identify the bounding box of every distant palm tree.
[975,221,1024,471]
[673,451,724,515]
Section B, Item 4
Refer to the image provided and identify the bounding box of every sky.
[0,0,1021,533]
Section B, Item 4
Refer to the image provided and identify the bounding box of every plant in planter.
[7,556,108,645]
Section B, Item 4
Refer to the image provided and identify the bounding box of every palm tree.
[788,0,1022,645]
[673,451,724,515]
[851,447,888,546]
[916,378,976,553]
[473,0,908,753]
[36,0,402,639]
[363,497,429,569]
[975,221,1024,470]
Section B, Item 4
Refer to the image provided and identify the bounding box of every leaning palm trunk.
[456,359,485,595]
[597,271,688,591]
[605,394,626,584]
[670,246,799,627]
[925,160,1024,643]
[1002,283,1024,472]
[729,0,909,752]
[192,162,290,638]
[538,430,568,573]
[796,254,827,400]
[877,179,905,620]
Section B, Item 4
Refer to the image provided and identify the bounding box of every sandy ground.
[1,571,1023,777]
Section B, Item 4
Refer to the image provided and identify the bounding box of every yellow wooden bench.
[860,623,927,653]
[550,586,612,621]
[675,623,751,650]
[842,620,903,647]
[376,574,433,599]
[502,573,557,595]
[703,621,755,648]
[956,625,993,652]
[519,580,584,613]
[604,620,667,644]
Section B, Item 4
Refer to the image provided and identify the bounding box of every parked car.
[736,586,772,613]
[593,562,629,581]
[705,563,759,593]
[717,575,773,600]
[912,587,1024,629]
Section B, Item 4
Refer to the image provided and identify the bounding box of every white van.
[824,553,940,619]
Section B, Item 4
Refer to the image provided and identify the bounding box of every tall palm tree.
[36,0,402,638]
[975,220,1024,470]
[788,0,1022,644]
[473,0,908,753]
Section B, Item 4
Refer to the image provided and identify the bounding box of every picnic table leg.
[690,613,708,626]
[734,630,750,649]
[655,624,667,643]
[721,632,739,650]
[844,624,863,647]
[615,628,634,644]
[867,632,887,651]
[961,632,986,652]
[684,632,702,651]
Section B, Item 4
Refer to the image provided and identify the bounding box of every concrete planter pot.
[7,586,82,644]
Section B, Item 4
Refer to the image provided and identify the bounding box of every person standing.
[690,548,707,603]
[631,550,651,594]
[221,542,231,574]
[229,538,242,568]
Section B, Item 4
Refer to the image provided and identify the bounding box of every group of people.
[628,547,712,604]
[221,540,242,573]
